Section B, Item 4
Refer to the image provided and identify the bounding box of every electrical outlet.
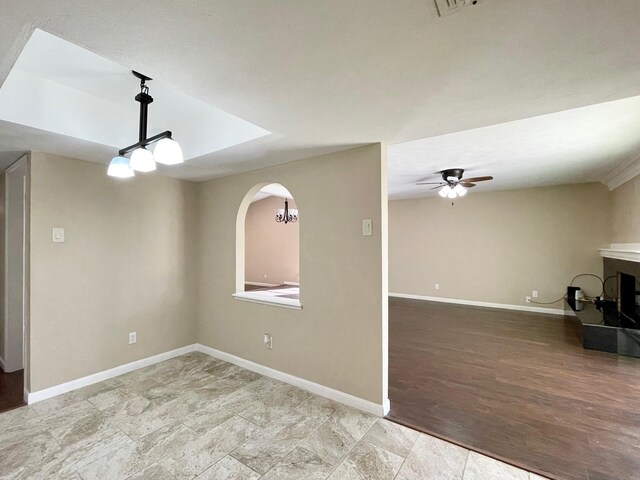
[263,333,272,350]
[526,296,532,303]
[129,332,137,344]
[435,283,440,290]
[532,290,539,298]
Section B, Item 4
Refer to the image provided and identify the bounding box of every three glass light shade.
[438,184,467,199]
[107,138,183,178]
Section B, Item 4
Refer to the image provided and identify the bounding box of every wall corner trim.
[603,155,640,191]
[389,292,566,316]
[0,355,4,371]
[27,344,198,404]
[195,343,387,416]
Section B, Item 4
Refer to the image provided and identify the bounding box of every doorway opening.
[1,154,29,413]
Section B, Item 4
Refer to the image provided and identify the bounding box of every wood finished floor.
[387,297,640,480]
[0,366,25,414]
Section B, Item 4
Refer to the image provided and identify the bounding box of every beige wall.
[29,152,198,391]
[389,183,611,310]
[611,174,640,243]
[245,195,299,285]
[197,144,387,405]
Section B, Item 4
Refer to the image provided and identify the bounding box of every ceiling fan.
[416,168,493,199]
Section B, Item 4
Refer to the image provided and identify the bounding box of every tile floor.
[0,352,547,479]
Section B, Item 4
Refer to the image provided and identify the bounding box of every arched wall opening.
[235,183,300,308]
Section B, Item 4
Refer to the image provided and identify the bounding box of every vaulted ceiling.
[1,1,640,190]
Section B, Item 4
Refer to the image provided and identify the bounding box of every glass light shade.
[107,156,134,178]
[130,147,156,172]
[153,138,183,165]
[439,185,451,198]
[454,184,467,197]
[447,188,457,199]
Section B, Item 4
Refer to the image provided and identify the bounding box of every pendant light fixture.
[275,199,298,224]
[107,71,183,178]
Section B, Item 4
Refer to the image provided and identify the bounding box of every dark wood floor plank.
[387,298,640,480]
[0,366,25,413]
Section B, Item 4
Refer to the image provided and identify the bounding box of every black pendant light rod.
[118,71,174,156]
[133,71,153,142]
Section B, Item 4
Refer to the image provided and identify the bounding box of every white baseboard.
[27,344,198,404]
[390,292,566,316]
[284,281,300,286]
[25,342,387,418]
[195,344,387,416]
[245,281,279,287]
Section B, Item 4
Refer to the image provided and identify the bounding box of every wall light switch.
[435,283,440,290]
[263,333,272,350]
[532,290,539,298]
[52,227,65,243]
[129,332,137,344]
[362,219,372,236]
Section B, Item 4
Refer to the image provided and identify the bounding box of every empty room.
[1,2,640,480]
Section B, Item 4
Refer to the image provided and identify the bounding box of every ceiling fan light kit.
[417,168,493,201]
[107,71,183,178]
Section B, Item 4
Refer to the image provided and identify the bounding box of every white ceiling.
[389,95,640,198]
[1,1,640,185]
[0,29,270,165]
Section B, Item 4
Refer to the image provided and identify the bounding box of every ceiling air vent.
[434,0,481,17]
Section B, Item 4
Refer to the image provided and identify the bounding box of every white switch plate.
[362,219,372,236]
[263,333,272,350]
[435,283,440,290]
[52,227,65,243]
[129,332,137,344]
[532,290,539,298]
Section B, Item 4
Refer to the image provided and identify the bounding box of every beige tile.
[0,432,62,479]
[77,441,147,480]
[327,441,404,480]
[32,379,122,417]
[36,430,133,480]
[261,447,334,480]
[26,427,132,479]
[159,416,260,480]
[300,404,377,465]
[87,377,161,411]
[127,463,176,480]
[102,394,175,440]
[295,395,340,423]
[0,405,39,430]
[362,419,419,457]
[231,413,321,474]
[136,422,199,465]
[396,433,469,480]
[196,456,260,480]
[463,452,529,480]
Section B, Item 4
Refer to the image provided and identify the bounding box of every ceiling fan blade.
[459,182,476,188]
[430,185,444,190]
[416,182,445,185]
[462,176,493,183]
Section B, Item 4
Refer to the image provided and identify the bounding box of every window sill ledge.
[232,292,302,310]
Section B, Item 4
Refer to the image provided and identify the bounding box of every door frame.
[3,153,30,399]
